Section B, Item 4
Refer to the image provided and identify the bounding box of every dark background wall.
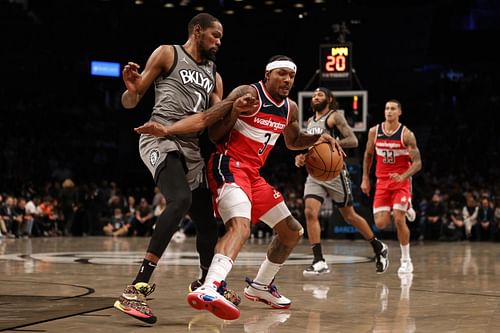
[1,0,499,196]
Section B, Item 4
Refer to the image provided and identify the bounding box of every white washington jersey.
[139,45,217,189]
[215,80,291,169]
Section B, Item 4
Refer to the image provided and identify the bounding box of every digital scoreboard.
[319,43,352,81]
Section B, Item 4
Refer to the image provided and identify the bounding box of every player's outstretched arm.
[134,85,258,138]
[208,85,258,143]
[283,102,321,150]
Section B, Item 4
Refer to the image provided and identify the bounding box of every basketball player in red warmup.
[136,55,339,320]
[360,99,422,274]
[295,87,388,276]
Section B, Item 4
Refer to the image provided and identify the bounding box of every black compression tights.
[147,154,191,258]
[146,154,218,270]
[189,186,218,270]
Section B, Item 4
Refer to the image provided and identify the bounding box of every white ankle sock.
[400,244,411,261]
[254,257,282,286]
[204,253,233,289]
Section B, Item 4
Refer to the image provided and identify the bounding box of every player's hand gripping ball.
[305,142,344,181]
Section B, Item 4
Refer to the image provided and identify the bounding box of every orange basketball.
[305,142,344,181]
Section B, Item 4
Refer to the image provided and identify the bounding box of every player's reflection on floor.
[370,273,415,333]
[302,283,330,300]
[243,310,291,333]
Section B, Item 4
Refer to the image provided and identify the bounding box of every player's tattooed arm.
[330,112,358,148]
[208,85,258,143]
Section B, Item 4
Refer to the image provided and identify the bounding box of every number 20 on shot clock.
[319,43,352,81]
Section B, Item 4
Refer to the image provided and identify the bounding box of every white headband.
[265,60,297,73]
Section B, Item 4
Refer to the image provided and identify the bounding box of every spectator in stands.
[124,195,137,225]
[60,178,79,236]
[424,192,446,240]
[152,195,167,233]
[462,194,479,240]
[476,197,494,241]
[439,202,465,241]
[39,196,62,236]
[24,195,40,237]
[151,186,163,212]
[0,195,16,238]
[103,208,130,237]
[131,197,155,237]
[108,194,125,218]
[14,197,30,238]
[493,196,500,242]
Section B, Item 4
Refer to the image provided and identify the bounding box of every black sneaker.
[188,279,203,292]
[375,242,389,274]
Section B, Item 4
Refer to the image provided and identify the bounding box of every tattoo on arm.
[208,85,254,143]
[333,112,358,148]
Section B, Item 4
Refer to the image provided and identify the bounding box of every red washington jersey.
[374,123,411,179]
[215,80,291,169]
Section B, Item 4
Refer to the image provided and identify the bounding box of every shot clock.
[319,43,352,81]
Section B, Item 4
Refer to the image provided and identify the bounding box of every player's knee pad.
[217,184,251,223]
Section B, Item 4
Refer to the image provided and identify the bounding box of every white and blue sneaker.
[244,277,291,309]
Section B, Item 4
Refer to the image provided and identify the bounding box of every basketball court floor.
[0,236,499,332]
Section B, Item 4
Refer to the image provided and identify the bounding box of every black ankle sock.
[133,259,157,285]
[369,237,383,254]
[312,243,324,263]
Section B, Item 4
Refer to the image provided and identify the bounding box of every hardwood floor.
[0,236,499,332]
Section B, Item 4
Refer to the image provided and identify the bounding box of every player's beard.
[311,100,328,112]
[202,48,217,62]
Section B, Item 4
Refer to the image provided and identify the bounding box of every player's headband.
[315,87,332,96]
[265,60,297,73]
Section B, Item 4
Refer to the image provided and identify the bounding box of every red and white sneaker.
[187,282,240,320]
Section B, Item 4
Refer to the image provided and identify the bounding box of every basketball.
[305,142,344,181]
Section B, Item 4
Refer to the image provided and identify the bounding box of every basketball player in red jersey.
[136,55,339,320]
[360,99,422,275]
